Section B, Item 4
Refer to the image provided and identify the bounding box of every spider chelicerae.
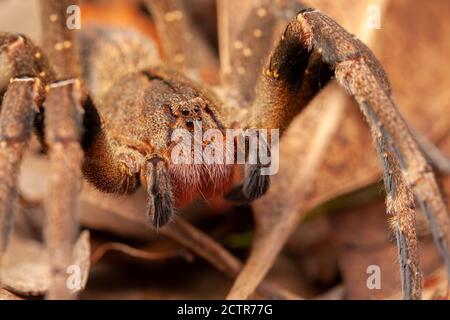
[0,0,449,300]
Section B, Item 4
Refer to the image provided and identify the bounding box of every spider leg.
[225,140,272,203]
[217,0,279,105]
[217,0,309,106]
[82,128,143,196]
[40,0,86,299]
[82,119,175,229]
[143,0,219,84]
[0,32,49,288]
[248,8,449,298]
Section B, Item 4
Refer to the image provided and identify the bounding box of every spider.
[0,0,449,300]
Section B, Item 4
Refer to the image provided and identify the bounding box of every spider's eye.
[186,120,194,127]
[181,109,190,116]
[193,105,200,113]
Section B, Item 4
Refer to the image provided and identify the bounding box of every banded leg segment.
[0,32,53,90]
[250,11,334,132]
[217,0,279,104]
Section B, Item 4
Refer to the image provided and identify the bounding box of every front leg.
[235,8,449,300]
[226,138,271,203]
[227,11,333,204]
[82,125,174,229]
[81,100,142,196]
[296,9,450,295]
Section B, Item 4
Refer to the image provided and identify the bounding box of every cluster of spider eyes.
[180,105,201,116]
[180,105,202,128]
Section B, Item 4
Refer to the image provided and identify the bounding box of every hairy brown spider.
[0,0,449,300]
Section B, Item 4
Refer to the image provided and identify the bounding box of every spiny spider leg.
[226,49,332,203]
[40,0,85,299]
[246,8,449,299]
[0,32,49,290]
[143,0,218,83]
[302,9,450,284]
[81,64,231,229]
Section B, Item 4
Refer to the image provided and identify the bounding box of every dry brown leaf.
[422,268,450,300]
[0,231,90,296]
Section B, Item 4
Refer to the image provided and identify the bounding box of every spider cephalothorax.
[0,0,449,300]
[82,67,235,224]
